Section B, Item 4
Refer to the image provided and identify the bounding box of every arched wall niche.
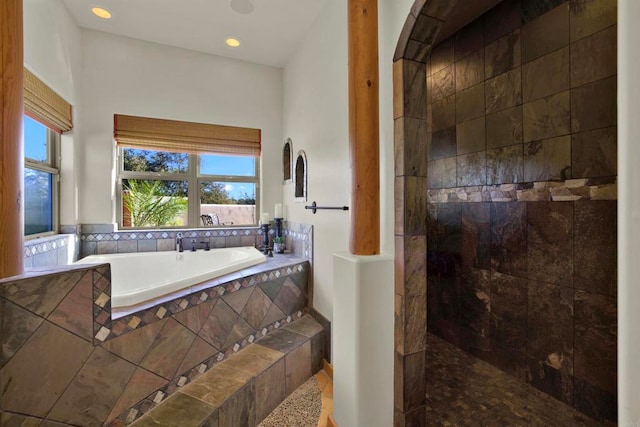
[393,0,618,425]
[294,150,307,202]
[283,138,293,184]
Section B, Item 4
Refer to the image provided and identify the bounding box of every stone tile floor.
[425,333,604,426]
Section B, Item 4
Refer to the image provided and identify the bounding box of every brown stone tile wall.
[0,258,312,426]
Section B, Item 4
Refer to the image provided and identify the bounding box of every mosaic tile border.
[108,310,308,426]
[92,262,310,344]
[427,178,617,203]
[23,235,69,258]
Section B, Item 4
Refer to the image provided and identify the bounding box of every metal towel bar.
[304,201,349,214]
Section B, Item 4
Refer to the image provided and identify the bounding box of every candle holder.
[274,218,283,239]
[259,223,272,256]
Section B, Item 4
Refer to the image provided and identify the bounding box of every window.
[24,115,59,236]
[119,148,259,228]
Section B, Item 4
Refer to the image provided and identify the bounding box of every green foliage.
[123,179,187,227]
[200,182,232,204]
[273,236,285,244]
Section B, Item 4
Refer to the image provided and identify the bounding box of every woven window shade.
[114,114,261,157]
[24,69,73,133]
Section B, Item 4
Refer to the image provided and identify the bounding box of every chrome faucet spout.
[176,232,184,252]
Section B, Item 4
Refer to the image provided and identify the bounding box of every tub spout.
[176,232,184,252]
[191,239,197,252]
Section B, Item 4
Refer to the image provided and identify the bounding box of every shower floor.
[425,333,603,426]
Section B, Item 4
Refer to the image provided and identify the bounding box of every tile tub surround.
[394,0,617,424]
[129,315,325,427]
[23,230,79,270]
[0,254,312,426]
[80,221,313,261]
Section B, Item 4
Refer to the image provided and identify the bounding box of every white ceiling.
[61,0,329,68]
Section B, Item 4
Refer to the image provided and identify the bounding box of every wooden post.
[0,0,24,279]
[348,0,379,255]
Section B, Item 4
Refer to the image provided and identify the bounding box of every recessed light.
[225,37,241,48]
[91,6,112,19]
[230,0,254,14]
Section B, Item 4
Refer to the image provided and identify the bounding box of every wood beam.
[348,0,380,255]
[0,0,24,279]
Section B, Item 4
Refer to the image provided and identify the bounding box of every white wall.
[23,0,83,226]
[618,0,640,423]
[79,30,283,225]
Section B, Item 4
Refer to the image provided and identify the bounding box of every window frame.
[24,116,60,239]
[117,149,260,229]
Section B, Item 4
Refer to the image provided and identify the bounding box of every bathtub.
[76,246,266,309]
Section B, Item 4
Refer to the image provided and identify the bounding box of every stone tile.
[255,358,285,422]
[486,105,523,149]
[430,37,454,75]
[486,144,524,185]
[570,0,617,42]
[219,381,255,427]
[157,238,175,251]
[395,176,428,234]
[431,276,461,345]
[49,347,136,426]
[421,0,456,21]
[427,157,457,189]
[222,287,253,315]
[405,39,431,64]
[259,303,287,328]
[259,277,285,302]
[456,83,485,124]
[490,271,527,380]
[394,350,426,412]
[456,117,485,156]
[461,203,491,270]
[570,25,616,88]
[527,201,574,286]
[257,328,308,354]
[0,321,93,417]
[458,268,491,355]
[522,0,568,24]
[430,126,456,160]
[485,67,522,114]
[240,288,273,330]
[131,392,215,427]
[181,363,252,408]
[285,340,312,395]
[222,317,255,349]
[574,201,617,297]
[527,281,574,403]
[456,152,486,186]
[432,95,456,132]
[490,202,527,278]
[0,413,42,426]
[395,407,427,427]
[522,46,570,103]
[284,315,323,338]
[395,235,427,297]
[117,239,137,253]
[574,376,617,423]
[1,300,44,366]
[574,291,617,394]
[199,299,238,349]
[202,410,220,427]
[454,18,484,61]
[274,278,304,315]
[456,50,484,92]
[47,270,94,341]
[140,318,197,379]
[310,333,324,374]
[101,318,167,364]
[523,90,571,142]
[177,336,218,375]
[106,367,168,424]
[431,64,455,102]
[571,76,617,133]
[222,343,283,377]
[436,203,462,278]
[97,241,117,254]
[485,30,521,79]
[571,127,618,178]
[400,60,427,119]
[394,117,428,177]
[173,299,216,334]
[521,3,570,62]
[3,270,83,317]
[396,294,427,355]
[524,136,572,181]
[483,0,522,45]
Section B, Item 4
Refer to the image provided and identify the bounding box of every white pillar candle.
[261,212,270,225]
[275,203,283,218]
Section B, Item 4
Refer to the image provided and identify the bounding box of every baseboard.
[323,359,333,379]
[328,414,339,427]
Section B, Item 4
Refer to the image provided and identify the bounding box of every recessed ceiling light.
[230,0,254,14]
[91,6,112,19]
[225,37,241,48]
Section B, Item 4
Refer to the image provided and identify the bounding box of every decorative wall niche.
[294,150,307,202]
[283,138,293,184]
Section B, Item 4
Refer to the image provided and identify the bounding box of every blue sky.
[24,115,47,161]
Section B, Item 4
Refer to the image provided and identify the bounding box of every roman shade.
[24,69,73,133]
[114,114,261,157]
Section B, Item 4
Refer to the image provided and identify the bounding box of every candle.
[275,203,283,218]
[261,212,270,225]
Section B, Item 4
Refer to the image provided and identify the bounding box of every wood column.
[348,0,379,255]
[0,0,24,279]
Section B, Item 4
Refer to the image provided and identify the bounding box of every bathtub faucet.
[191,239,197,252]
[176,232,184,252]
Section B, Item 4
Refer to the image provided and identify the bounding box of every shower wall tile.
[485,30,521,79]
[570,76,617,133]
[432,95,456,132]
[574,201,617,297]
[456,116,486,155]
[456,83,485,124]
[456,50,484,91]
[486,106,523,149]
[570,25,616,87]
[527,201,573,287]
[524,136,572,181]
[572,127,617,180]
[430,37,454,75]
[487,144,524,185]
[485,67,522,114]
[395,117,428,177]
[457,152,486,186]
[522,46,570,103]
[396,294,427,355]
[430,127,456,160]
[401,59,427,119]
[458,268,491,355]
[523,90,570,142]
[569,0,617,42]
[490,202,527,278]
[428,157,457,189]
[461,203,491,270]
[484,0,522,44]
[454,18,484,60]
[521,2,569,61]
[395,235,427,296]
[574,376,617,423]
[394,350,426,412]
[432,64,455,102]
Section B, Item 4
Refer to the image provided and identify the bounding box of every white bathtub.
[76,246,266,310]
